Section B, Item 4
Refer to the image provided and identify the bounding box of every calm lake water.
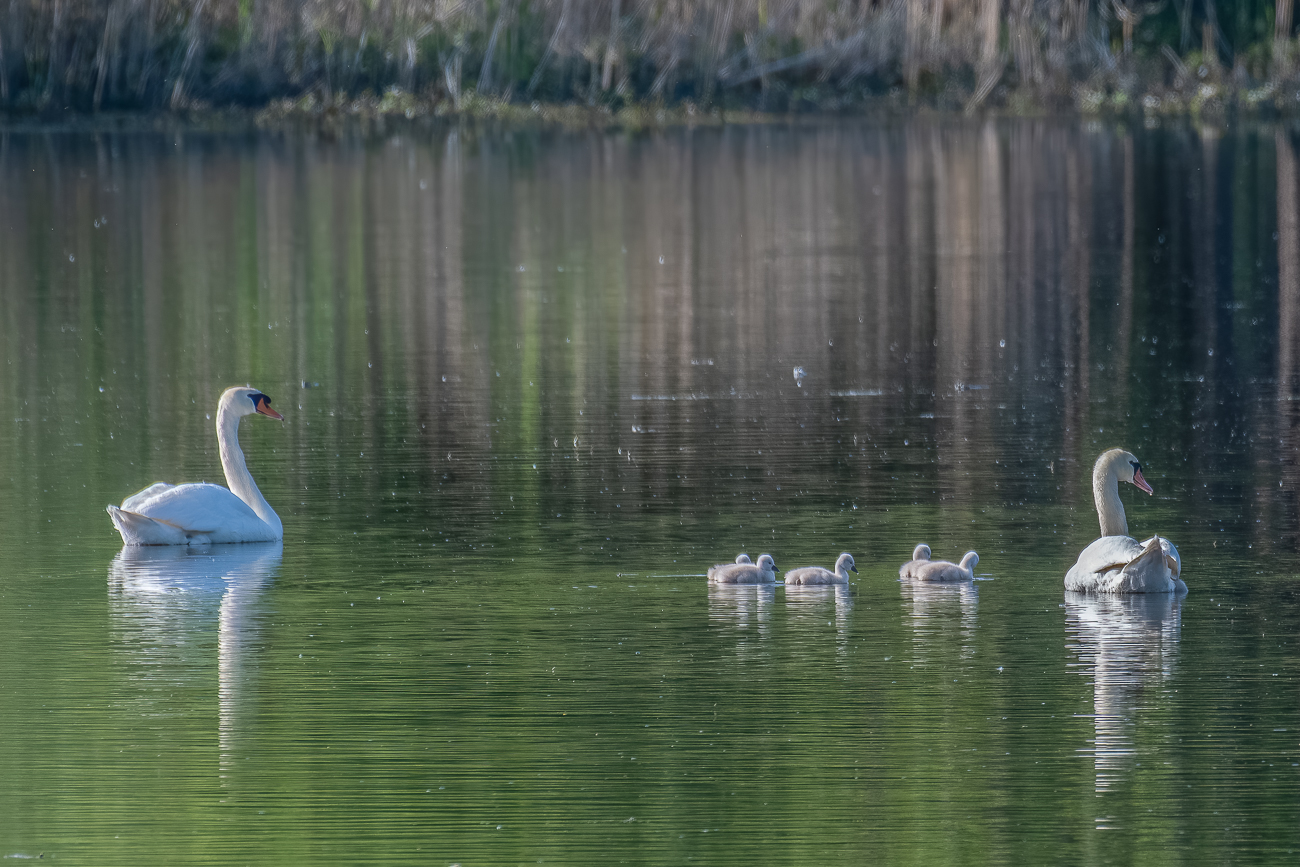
[1,117,1299,864]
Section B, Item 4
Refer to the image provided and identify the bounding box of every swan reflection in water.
[1064,591,1181,794]
[707,583,776,659]
[783,584,854,658]
[108,543,282,774]
[900,578,979,663]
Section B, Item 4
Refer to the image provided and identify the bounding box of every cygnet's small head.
[756,554,777,572]
[735,553,752,564]
[837,552,858,573]
[960,551,979,570]
[221,386,284,421]
[912,544,931,561]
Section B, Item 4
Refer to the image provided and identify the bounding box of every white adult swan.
[707,553,751,580]
[107,387,285,545]
[1065,449,1184,594]
[708,554,778,584]
[914,551,979,583]
[784,552,857,585]
[899,544,932,578]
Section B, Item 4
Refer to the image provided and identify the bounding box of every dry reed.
[0,0,1298,114]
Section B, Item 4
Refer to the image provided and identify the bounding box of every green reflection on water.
[0,120,1299,864]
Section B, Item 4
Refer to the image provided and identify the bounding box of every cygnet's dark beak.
[1132,467,1153,495]
[851,564,859,573]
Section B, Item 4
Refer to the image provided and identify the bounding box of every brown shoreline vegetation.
[4,0,1300,123]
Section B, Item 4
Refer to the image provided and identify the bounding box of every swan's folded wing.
[122,482,176,511]
[128,483,274,541]
[1073,535,1145,575]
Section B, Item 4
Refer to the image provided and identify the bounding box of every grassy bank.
[3,0,1300,118]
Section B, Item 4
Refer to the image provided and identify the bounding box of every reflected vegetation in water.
[1,119,1300,863]
[2,120,1300,561]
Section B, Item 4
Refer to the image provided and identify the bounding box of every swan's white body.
[899,544,932,578]
[709,554,777,584]
[784,552,857,585]
[915,551,979,583]
[107,387,284,546]
[1065,449,1184,594]
[707,553,751,580]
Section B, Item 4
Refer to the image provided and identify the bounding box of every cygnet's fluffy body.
[914,551,979,583]
[784,552,857,585]
[706,553,751,580]
[898,544,932,579]
[708,554,778,584]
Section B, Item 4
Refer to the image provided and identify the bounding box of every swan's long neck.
[1093,457,1128,537]
[217,406,282,536]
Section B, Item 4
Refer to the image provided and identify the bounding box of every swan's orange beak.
[256,397,284,421]
[1132,467,1153,495]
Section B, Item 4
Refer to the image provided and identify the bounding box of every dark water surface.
[2,119,1299,864]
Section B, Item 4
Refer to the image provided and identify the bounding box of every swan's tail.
[106,505,194,546]
[1113,535,1174,592]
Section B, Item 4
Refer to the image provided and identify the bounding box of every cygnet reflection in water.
[109,542,282,769]
[784,583,854,653]
[900,578,979,662]
[707,583,776,657]
[1064,591,1181,793]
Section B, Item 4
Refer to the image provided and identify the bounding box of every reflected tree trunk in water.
[1116,132,1136,421]
[1062,129,1091,507]
[1277,129,1300,528]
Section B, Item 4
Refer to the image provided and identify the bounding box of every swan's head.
[735,553,752,564]
[912,544,931,561]
[1111,448,1152,495]
[221,386,284,421]
[960,551,979,570]
[1102,447,1154,493]
[836,552,858,573]
[756,554,777,572]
